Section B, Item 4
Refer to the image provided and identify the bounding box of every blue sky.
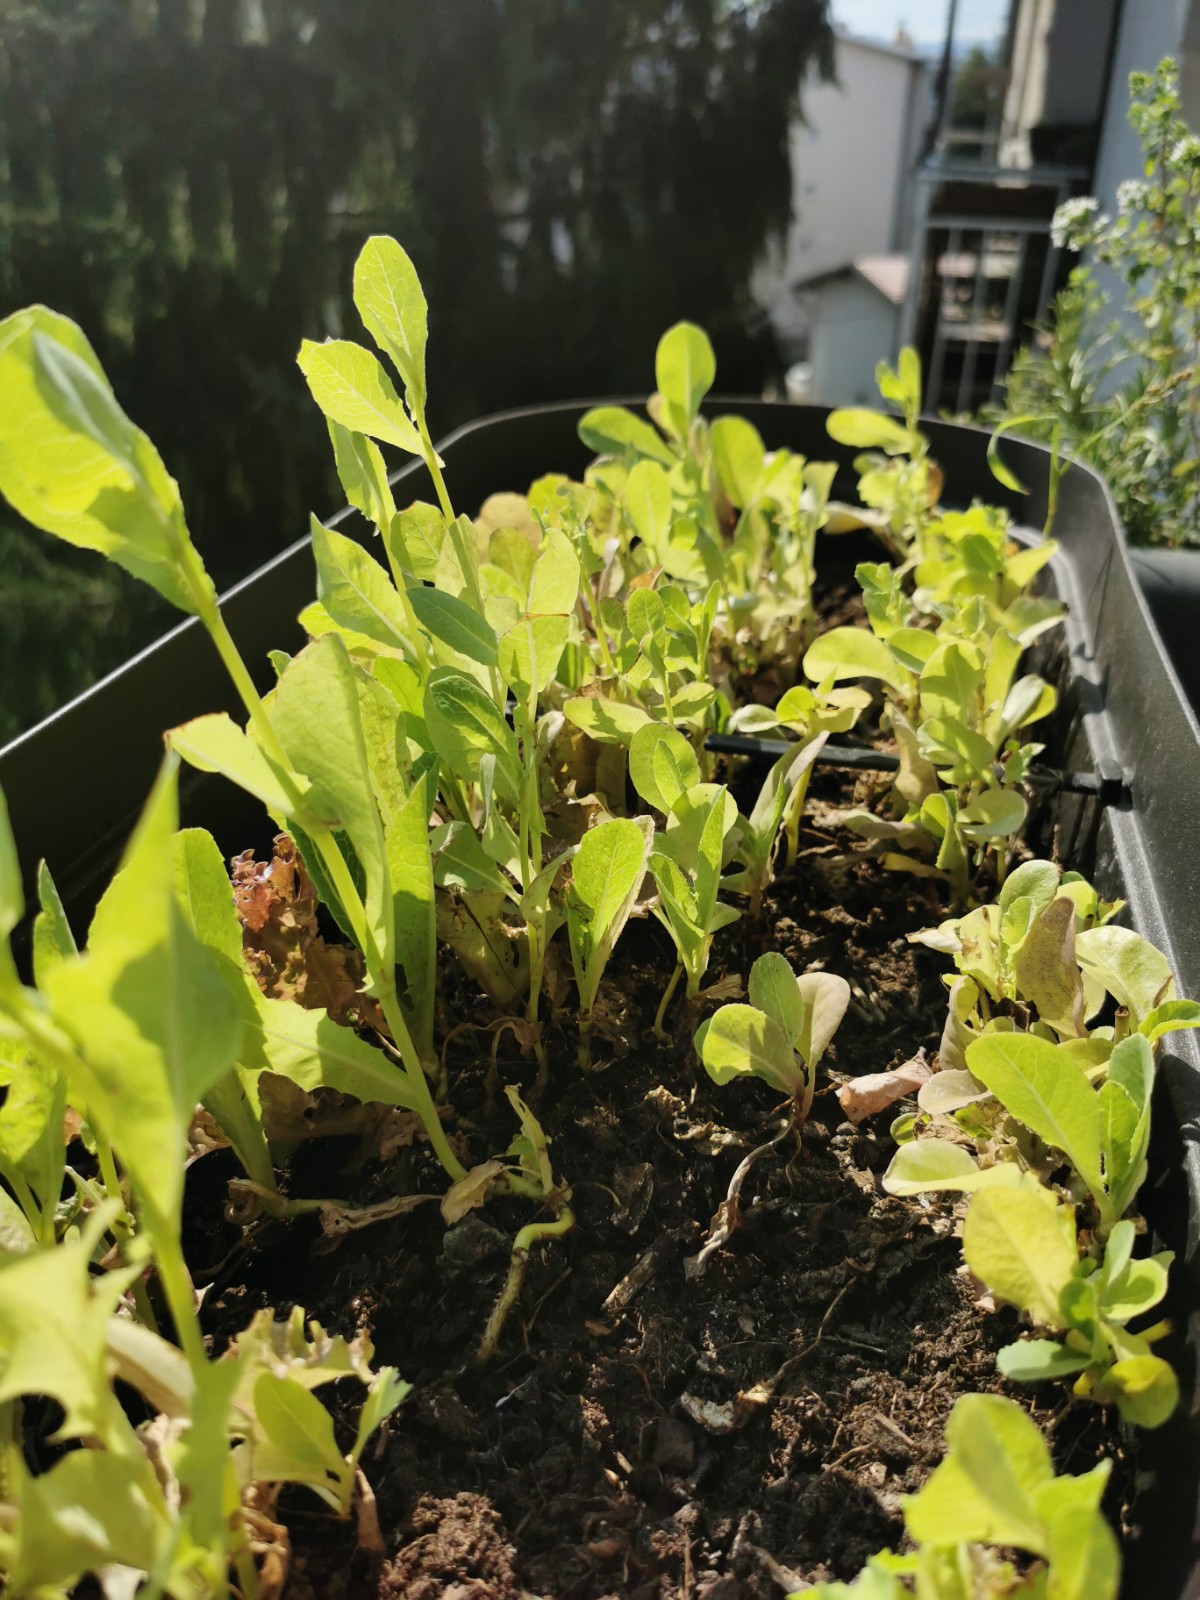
[830,0,1012,48]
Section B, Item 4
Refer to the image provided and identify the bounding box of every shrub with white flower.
[999,58,1200,548]
[1050,196,1106,251]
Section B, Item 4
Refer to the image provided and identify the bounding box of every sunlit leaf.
[0,308,207,612]
[655,322,715,442]
[353,234,428,411]
[312,516,411,651]
[568,817,651,1014]
[297,338,423,454]
[578,404,675,466]
[44,762,242,1235]
[699,1003,802,1097]
[803,626,911,693]
[963,1186,1077,1328]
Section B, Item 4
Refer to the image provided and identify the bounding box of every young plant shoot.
[696,953,850,1122]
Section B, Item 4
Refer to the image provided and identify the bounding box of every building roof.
[854,254,910,303]
[791,253,911,304]
[831,25,926,66]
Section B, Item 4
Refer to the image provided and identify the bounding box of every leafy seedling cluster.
[0,245,1192,1598]
[882,856,1200,1427]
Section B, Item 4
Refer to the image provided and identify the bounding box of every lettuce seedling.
[805,610,1057,902]
[0,866,72,1247]
[696,953,850,1121]
[911,859,1200,1088]
[301,234,459,538]
[723,733,829,918]
[170,632,465,1181]
[464,1088,575,1363]
[802,467,1062,902]
[823,351,938,564]
[647,782,741,1034]
[566,815,653,1061]
[0,1037,64,1251]
[173,824,439,1198]
[917,504,1066,644]
[792,1392,1119,1600]
[0,1214,406,1598]
[727,681,871,868]
[964,1191,1178,1428]
[886,1026,1158,1223]
[885,1028,1186,1426]
[578,326,842,686]
[966,1031,1150,1232]
[708,421,835,678]
[564,580,719,739]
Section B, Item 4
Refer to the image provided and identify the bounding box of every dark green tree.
[0,0,833,738]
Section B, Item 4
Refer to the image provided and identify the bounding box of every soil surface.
[185,753,1134,1600]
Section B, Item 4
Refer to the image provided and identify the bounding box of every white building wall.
[1002,0,1119,166]
[752,35,930,357]
[1091,0,1196,214]
[807,277,899,406]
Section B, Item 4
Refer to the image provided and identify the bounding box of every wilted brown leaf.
[628,565,664,591]
[187,1106,230,1164]
[370,1108,427,1163]
[836,1048,932,1124]
[440,1159,505,1225]
[319,1194,438,1236]
[257,1073,371,1144]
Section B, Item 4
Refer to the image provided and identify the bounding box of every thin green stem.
[416,413,456,524]
[476,1203,575,1363]
[95,1136,126,1218]
[7,999,133,1250]
[517,707,548,1054]
[375,985,467,1181]
[589,589,616,678]
[311,828,382,970]
[308,827,465,1181]
[136,1520,188,1600]
[653,962,684,1040]
[131,1273,161,1337]
[152,1225,207,1373]
[201,603,292,774]
[379,542,434,679]
[660,670,675,726]
[441,771,473,826]
[441,498,505,706]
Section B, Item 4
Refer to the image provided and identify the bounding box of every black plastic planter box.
[1128,547,1200,720]
[3,404,1199,1595]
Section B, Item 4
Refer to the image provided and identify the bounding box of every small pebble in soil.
[438,1215,508,1277]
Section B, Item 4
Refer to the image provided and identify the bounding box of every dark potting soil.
[185,762,1138,1600]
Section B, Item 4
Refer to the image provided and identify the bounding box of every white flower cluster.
[1170,134,1200,163]
[1051,196,1108,251]
[1117,178,1149,213]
